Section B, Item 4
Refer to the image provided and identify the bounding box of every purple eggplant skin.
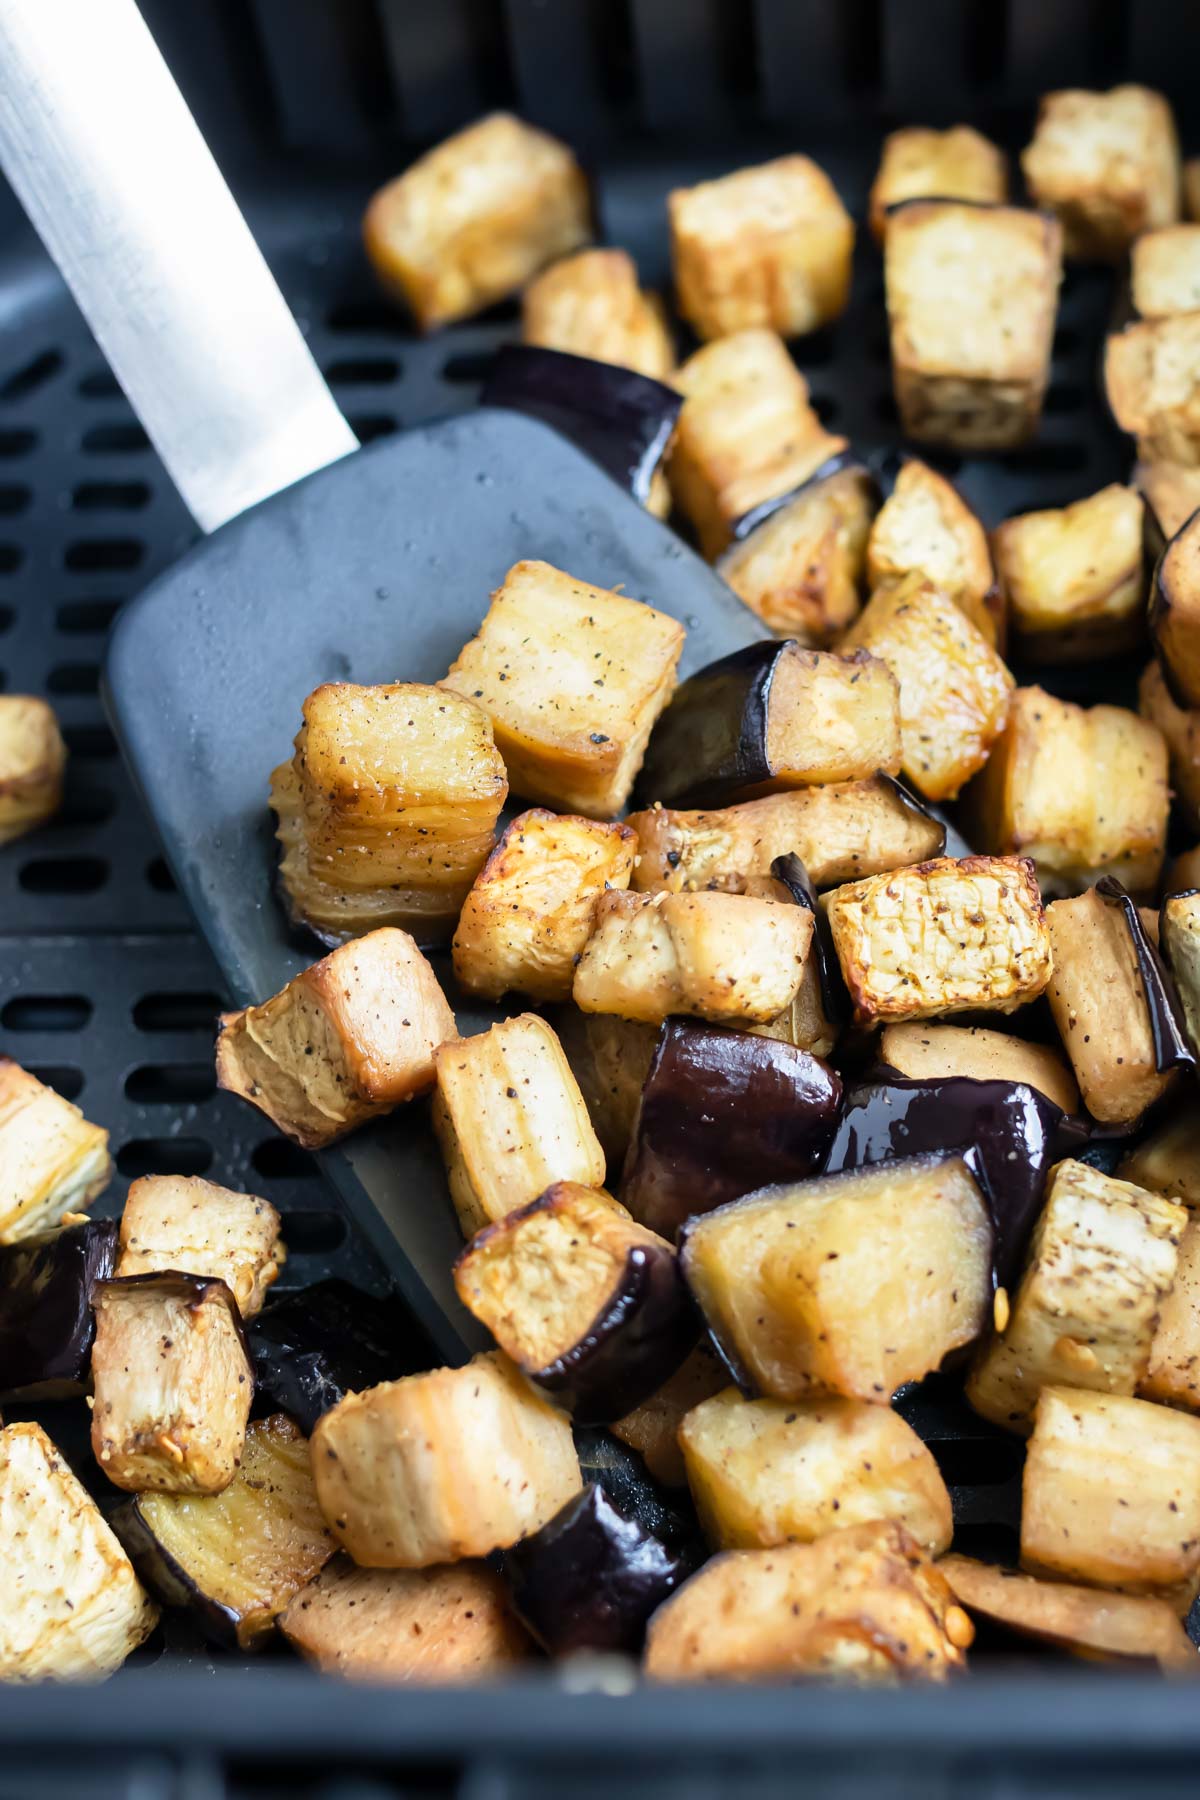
[247,1279,428,1435]
[0,1218,118,1401]
[111,1496,243,1653]
[769,852,849,1028]
[728,449,874,541]
[633,640,787,810]
[482,344,680,507]
[503,1482,702,1657]
[1096,875,1196,1075]
[826,1074,1089,1289]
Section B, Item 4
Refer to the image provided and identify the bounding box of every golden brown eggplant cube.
[1150,505,1200,707]
[1162,888,1200,1055]
[1135,459,1200,553]
[970,686,1169,897]
[1105,314,1200,466]
[823,855,1051,1027]
[992,486,1145,662]
[441,560,683,817]
[1119,1108,1200,1209]
[1022,86,1180,261]
[1045,888,1175,1125]
[521,247,673,379]
[716,465,876,643]
[841,576,1013,802]
[216,929,457,1149]
[1022,1385,1200,1612]
[1132,224,1200,317]
[363,112,590,331]
[878,1021,1079,1114]
[0,1058,111,1245]
[668,330,848,558]
[0,695,66,844]
[117,1174,285,1318]
[432,1013,606,1238]
[1140,660,1200,830]
[1140,1214,1200,1412]
[885,201,1061,450]
[610,1344,727,1488]
[868,125,1007,244]
[940,1555,1196,1671]
[452,809,636,1004]
[866,458,1001,648]
[966,1159,1185,1434]
[669,155,854,342]
[90,1274,253,1496]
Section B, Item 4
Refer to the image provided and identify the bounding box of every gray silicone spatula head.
[0,0,765,1356]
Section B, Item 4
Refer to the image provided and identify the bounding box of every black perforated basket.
[1,4,1199,1794]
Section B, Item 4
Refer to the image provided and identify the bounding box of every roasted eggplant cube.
[966,1159,1185,1434]
[453,1182,697,1424]
[0,694,66,844]
[505,1482,694,1657]
[680,1153,992,1402]
[618,1021,840,1241]
[1045,888,1175,1125]
[1132,224,1200,318]
[1151,505,1200,706]
[1163,887,1200,1059]
[1139,1213,1200,1412]
[868,125,1007,244]
[841,576,1013,802]
[432,1013,605,1238]
[679,1388,951,1556]
[0,1421,158,1683]
[1106,315,1200,467]
[552,1008,659,1173]
[612,1344,728,1488]
[1139,660,1200,830]
[885,201,1061,450]
[216,928,456,1150]
[824,855,1050,1026]
[522,248,673,380]
[669,155,854,342]
[940,1554,1196,1671]
[993,485,1145,662]
[363,112,589,330]
[311,1351,581,1567]
[628,778,944,896]
[1022,85,1180,261]
[116,1414,334,1650]
[1136,460,1200,557]
[717,465,876,645]
[878,1021,1079,1114]
[441,559,683,818]
[644,1519,969,1683]
[866,458,1001,649]
[1022,1385,1200,1612]
[1119,1108,1200,1208]
[0,1218,117,1402]
[452,809,635,1003]
[0,1058,111,1245]
[573,889,812,1029]
[247,1279,423,1435]
[637,643,900,811]
[668,330,848,558]
[117,1175,284,1319]
[281,1556,531,1681]
[90,1273,254,1496]
[969,686,1169,897]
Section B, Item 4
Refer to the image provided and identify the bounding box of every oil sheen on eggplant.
[247,1279,427,1435]
[769,852,849,1027]
[1096,875,1196,1074]
[482,344,680,507]
[826,1073,1088,1287]
[633,640,790,809]
[619,1021,842,1240]
[0,1218,117,1400]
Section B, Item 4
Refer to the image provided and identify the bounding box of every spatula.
[0,0,765,1358]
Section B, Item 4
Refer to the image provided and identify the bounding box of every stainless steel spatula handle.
[0,0,358,533]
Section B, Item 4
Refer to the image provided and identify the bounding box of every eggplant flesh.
[0,1218,117,1400]
[619,1020,842,1240]
[827,1073,1088,1288]
[1096,876,1195,1075]
[503,1480,703,1656]
[247,1279,427,1436]
[482,344,680,508]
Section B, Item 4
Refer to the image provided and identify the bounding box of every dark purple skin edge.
[633,639,784,809]
[503,1482,699,1657]
[94,1270,255,1375]
[0,1218,118,1400]
[769,852,849,1029]
[727,450,876,542]
[112,1497,245,1652]
[529,1241,700,1426]
[1095,875,1196,1074]
[618,1021,842,1241]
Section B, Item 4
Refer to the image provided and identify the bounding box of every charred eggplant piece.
[484,345,680,510]
[504,1481,700,1657]
[635,642,900,810]
[247,1279,425,1436]
[1096,876,1195,1073]
[618,1022,841,1241]
[453,1182,698,1424]
[826,1074,1087,1288]
[0,1217,117,1401]
[115,1415,335,1650]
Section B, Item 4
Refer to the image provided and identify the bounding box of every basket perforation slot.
[123,1062,218,1106]
[0,348,63,402]
[62,539,145,572]
[79,422,150,454]
[71,481,152,513]
[55,599,123,634]
[17,856,110,895]
[116,1135,215,1179]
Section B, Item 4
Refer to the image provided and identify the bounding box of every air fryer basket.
[2,1,1200,1792]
